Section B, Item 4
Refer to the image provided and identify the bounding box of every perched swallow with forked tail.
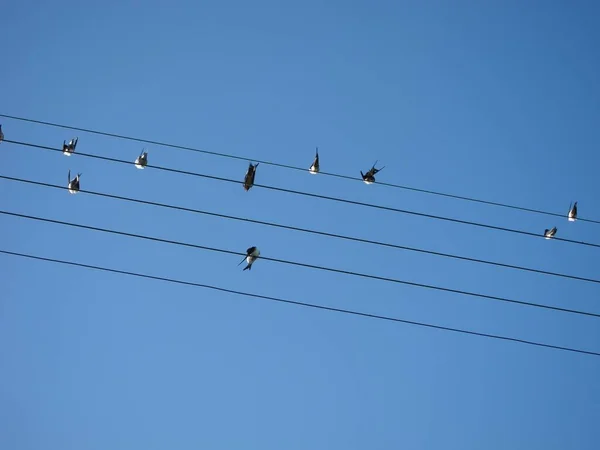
[135,149,148,169]
[309,147,319,174]
[67,170,81,194]
[544,226,557,239]
[243,162,259,191]
[567,201,578,222]
[238,246,260,271]
[63,137,78,156]
[361,161,385,184]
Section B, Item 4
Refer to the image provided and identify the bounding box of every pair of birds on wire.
[63,138,83,193]
[310,148,386,184]
[544,202,578,239]
[242,148,386,191]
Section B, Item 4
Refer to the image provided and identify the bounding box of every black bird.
[63,137,78,156]
[135,149,148,169]
[544,226,557,239]
[67,170,81,194]
[361,161,385,184]
[243,162,259,191]
[568,202,578,222]
[309,147,319,174]
[238,246,260,271]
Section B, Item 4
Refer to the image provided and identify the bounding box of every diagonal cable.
[1,248,598,357]
[1,208,599,319]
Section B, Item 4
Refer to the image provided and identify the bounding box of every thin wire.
[2,174,599,286]
[6,139,600,250]
[1,248,598,357]
[2,208,599,319]
[3,112,597,224]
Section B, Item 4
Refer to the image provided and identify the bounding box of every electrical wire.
[2,208,599,319]
[6,139,600,250]
[1,248,598,357]
[2,173,599,286]
[3,112,597,224]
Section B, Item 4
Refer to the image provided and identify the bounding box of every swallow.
[544,226,557,239]
[63,137,78,156]
[238,246,260,271]
[309,147,319,174]
[67,170,81,194]
[361,161,385,184]
[0,124,4,143]
[134,149,148,169]
[567,201,578,222]
[243,162,259,191]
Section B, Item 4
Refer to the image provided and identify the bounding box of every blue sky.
[1,0,599,448]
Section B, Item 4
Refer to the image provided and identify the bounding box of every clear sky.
[1,0,599,448]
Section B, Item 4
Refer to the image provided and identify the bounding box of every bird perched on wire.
[567,202,578,222]
[238,246,260,271]
[67,170,81,194]
[62,137,78,156]
[0,124,4,143]
[361,161,385,184]
[544,226,557,239]
[309,147,319,174]
[243,162,259,191]
[134,149,148,169]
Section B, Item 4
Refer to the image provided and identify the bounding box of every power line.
[2,174,599,286]
[3,112,597,225]
[2,208,599,319]
[6,139,600,250]
[1,248,598,357]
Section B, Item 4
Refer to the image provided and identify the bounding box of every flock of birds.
[0,123,581,269]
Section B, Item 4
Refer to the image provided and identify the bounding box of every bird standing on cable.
[544,226,557,239]
[134,149,148,169]
[243,162,259,191]
[309,147,319,174]
[568,202,578,222]
[238,246,260,270]
[361,161,385,184]
[0,124,4,143]
[67,170,81,194]
[62,137,78,156]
